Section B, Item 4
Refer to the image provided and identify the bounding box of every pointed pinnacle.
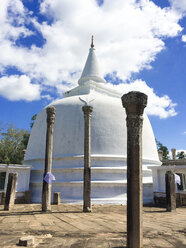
[91,35,94,48]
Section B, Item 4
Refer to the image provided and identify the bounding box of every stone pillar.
[158,150,163,161]
[4,173,18,211]
[122,91,147,248]
[165,171,176,212]
[53,192,60,205]
[171,148,176,160]
[22,149,26,162]
[1,192,5,205]
[25,190,31,204]
[42,106,56,212]
[82,105,93,213]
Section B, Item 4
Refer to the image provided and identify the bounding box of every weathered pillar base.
[53,192,60,205]
[42,181,52,212]
[18,236,35,246]
[83,206,92,213]
[1,192,5,205]
[24,190,31,204]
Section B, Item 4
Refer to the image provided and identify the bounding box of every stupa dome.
[24,39,161,204]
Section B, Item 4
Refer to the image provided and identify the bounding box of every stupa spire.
[78,36,105,85]
[91,35,94,48]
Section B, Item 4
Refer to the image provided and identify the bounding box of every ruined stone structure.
[150,149,186,207]
[0,164,31,204]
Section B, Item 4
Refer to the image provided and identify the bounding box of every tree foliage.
[156,139,169,160]
[0,124,30,164]
[30,114,37,129]
[176,151,186,160]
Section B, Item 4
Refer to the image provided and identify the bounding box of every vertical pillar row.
[82,105,93,213]
[122,91,147,248]
[42,106,56,212]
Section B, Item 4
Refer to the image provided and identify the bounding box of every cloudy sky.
[0,0,186,150]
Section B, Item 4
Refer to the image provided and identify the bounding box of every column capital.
[47,106,56,116]
[46,106,56,123]
[121,91,147,115]
[158,150,163,161]
[171,148,176,160]
[82,105,93,114]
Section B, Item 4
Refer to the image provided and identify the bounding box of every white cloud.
[0,0,32,41]
[0,0,184,113]
[41,94,53,101]
[183,131,186,135]
[169,0,186,14]
[0,75,40,101]
[0,0,183,81]
[169,149,186,159]
[106,79,177,119]
[176,149,186,153]
[182,34,186,42]
[35,0,182,82]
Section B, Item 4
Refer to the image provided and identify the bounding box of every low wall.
[0,191,30,204]
[154,191,186,207]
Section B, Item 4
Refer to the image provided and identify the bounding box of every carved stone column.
[122,91,147,248]
[82,105,93,212]
[4,173,18,211]
[171,148,176,160]
[158,150,163,161]
[42,106,56,212]
[165,171,176,212]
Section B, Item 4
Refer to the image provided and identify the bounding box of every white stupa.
[24,38,161,204]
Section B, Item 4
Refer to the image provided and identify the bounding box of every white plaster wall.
[8,169,30,192]
[25,90,159,162]
[26,156,157,204]
[0,165,31,193]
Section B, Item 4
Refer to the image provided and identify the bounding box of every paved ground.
[0,204,186,247]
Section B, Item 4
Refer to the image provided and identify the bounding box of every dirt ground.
[0,204,186,247]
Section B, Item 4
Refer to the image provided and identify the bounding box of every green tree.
[156,139,169,160]
[176,151,186,160]
[0,124,30,164]
[30,114,37,129]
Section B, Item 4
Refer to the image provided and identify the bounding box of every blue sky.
[0,0,186,151]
